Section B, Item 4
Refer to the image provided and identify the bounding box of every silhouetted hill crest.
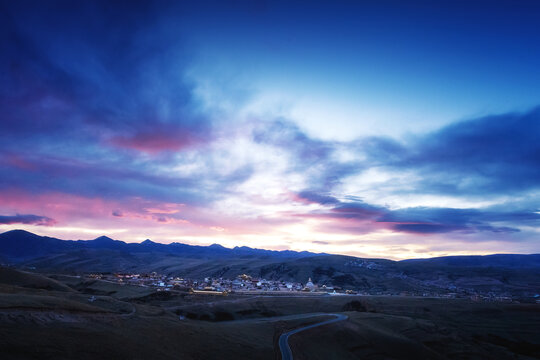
[1,230,539,271]
[0,230,320,260]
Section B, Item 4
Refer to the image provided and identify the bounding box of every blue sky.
[1,0,539,258]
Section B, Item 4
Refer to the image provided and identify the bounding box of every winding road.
[278,313,348,360]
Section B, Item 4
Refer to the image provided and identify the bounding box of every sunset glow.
[1,1,539,259]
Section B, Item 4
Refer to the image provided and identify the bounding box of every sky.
[1,0,539,259]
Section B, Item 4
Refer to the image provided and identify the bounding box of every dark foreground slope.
[0,267,539,360]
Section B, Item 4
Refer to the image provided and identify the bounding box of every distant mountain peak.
[92,236,115,242]
[209,243,225,249]
[5,229,31,234]
[2,229,37,237]
[141,239,156,245]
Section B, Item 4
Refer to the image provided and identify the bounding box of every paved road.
[120,303,136,317]
[278,313,348,360]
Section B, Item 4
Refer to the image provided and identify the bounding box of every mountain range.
[0,229,318,260]
[1,229,539,297]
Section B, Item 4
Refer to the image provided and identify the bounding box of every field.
[0,267,539,360]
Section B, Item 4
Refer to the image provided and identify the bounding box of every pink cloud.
[108,125,206,154]
[112,208,189,224]
[144,204,183,214]
[1,153,37,171]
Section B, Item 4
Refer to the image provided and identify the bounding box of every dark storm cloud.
[0,1,245,206]
[0,0,212,153]
[296,191,340,205]
[295,190,536,236]
[330,202,386,220]
[0,152,204,204]
[363,108,540,196]
[379,206,540,226]
[380,206,532,234]
[392,223,466,234]
[0,214,56,226]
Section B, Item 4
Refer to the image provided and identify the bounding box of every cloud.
[312,240,329,245]
[363,107,540,196]
[246,107,540,203]
[294,191,340,205]
[0,214,56,226]
[251,119,359,189]
[0,1,538,254]
[392,223,467,234]
[0,1,253,208]
[0,1,213,155]
[280,107,540,242]
[109,127,203,154]
[252,119,332,164]
[379,205,537,234]
[293,190,534,236]
[331,202,386,220]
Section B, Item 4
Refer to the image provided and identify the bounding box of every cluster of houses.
[88,272,340,294]
[204,274,339,293]
[344,259,382,269]
[86,272,536,302]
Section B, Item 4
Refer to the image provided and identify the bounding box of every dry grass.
[0,268,539,359]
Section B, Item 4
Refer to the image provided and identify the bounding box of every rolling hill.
[1,230,539,297]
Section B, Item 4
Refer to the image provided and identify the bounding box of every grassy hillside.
[0,266,74,292]
[2,230,539,297]
[15,251,540,298]
[1,270,539,360]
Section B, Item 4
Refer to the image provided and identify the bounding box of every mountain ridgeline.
[0,230,317,260]
[1,230,539,297]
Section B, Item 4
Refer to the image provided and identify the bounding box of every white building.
[305,277,315,291]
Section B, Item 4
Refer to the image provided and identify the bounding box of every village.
[87,272,350,295]
[85,272,535,303]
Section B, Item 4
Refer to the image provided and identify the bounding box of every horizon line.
[1,228,538,261]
